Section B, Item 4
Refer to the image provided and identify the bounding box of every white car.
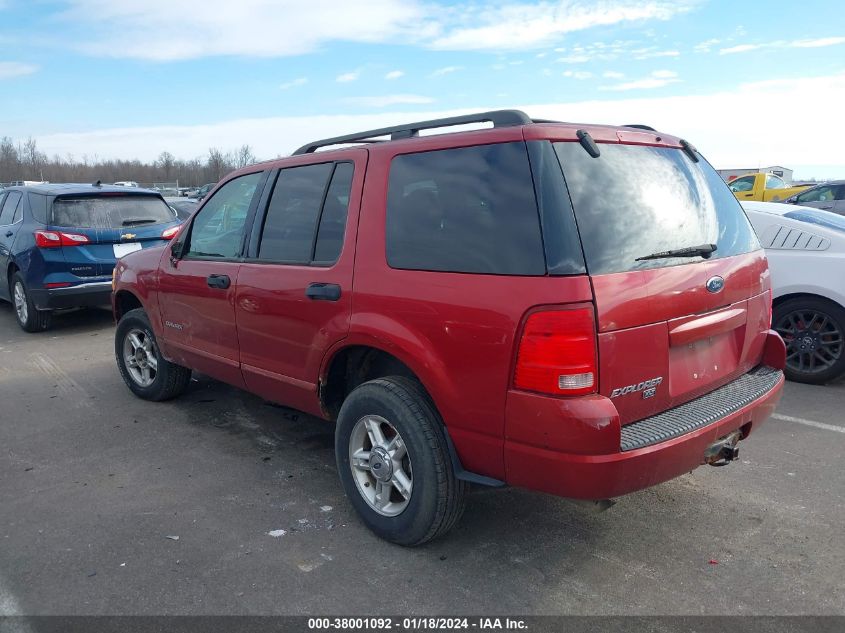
[113,181,139,187]
[742,201,845,384]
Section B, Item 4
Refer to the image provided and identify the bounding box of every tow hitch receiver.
[704,430,742,467]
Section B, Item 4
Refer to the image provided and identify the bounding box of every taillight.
[161,225,180,240]
[34,231,90,248]
[514,307,597,396]
[34,230,62,248]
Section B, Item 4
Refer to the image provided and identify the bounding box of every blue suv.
[0,183,181,332]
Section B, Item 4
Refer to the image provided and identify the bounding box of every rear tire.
[774,296,845,384]
[11,272,52,332]
[335,376,467,546]
[115,308,192,400]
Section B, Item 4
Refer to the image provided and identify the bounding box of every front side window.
[185,172,262,259]
[555,142,760,275]
[386,142,545,275]
[796,185,834,203]
[728,176,755,192]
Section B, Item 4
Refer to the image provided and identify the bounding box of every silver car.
[784,180,845,215]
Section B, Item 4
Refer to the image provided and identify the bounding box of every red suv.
[113,111,786,545]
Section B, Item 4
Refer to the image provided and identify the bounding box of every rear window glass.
[386,142,546,275]
[28,193,49,223]
[554,142,760,274]
[784,209,845,233]
[51,195,175,229]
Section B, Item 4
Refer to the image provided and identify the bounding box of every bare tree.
[235,144,256,169]
[156,151,176,180]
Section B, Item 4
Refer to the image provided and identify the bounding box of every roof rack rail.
[622,124,657,131]
[293,109,532,155]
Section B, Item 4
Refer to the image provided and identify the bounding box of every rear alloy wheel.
[774,297,845,384]
[115,308,192,400]
[11,273,52,332]
[335,376,467,546]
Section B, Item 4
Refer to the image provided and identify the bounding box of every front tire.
[115,308,192,400]
[11,272,52,332]
[774,297,845,384]
[335,376,467,546]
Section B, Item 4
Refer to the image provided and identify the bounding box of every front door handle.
[207,274,231,289]
[4,231,12,238]
[305,283,341,301]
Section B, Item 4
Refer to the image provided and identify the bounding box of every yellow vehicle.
[728,172,811,202]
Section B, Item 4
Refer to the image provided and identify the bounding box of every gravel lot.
[1,304,843,616]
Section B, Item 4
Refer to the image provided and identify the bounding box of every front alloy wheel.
[122,327,159,387]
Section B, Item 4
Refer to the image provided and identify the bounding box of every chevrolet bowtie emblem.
[121,233,136,240]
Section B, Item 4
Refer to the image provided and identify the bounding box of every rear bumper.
[504,333,786,500]
[30,281,113,310]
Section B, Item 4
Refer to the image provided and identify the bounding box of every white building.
[717,166,793,184]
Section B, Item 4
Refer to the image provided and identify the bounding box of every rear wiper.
[122,218,157,226]
[635,243,717,261]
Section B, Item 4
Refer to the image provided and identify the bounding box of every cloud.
[28,72,845,178]
[342,94,435,107]
[279,77,307,90]
[632,48,679,59]
[336,70,360,83]
[720,37,845,54]
[55,0,696,60]
[427,1,695,51]
[430,65,462,77]
[791,36,845,48]
[693,38,720,53]
[385,70,404,80]
[0,61,38,79]
[600,69,679,91]
[719,43,762,54]
[563,70,593,79]
[59,0,426,61]
[602,70,624,79]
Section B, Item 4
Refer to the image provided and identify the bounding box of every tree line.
[0,137,258,187]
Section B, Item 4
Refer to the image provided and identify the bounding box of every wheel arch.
[773,292,845,312]
[113,289,144,322]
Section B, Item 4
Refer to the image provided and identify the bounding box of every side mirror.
[170,239,185,260]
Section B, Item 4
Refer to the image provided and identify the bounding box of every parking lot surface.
[1,304,843,616]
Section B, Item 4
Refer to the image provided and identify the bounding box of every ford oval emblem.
[706,276,725,293]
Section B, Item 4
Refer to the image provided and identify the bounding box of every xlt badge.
[610,377,663,399]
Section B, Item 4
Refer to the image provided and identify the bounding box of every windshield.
[51,195,175,228]
[784,209,845,233]
[554,142,761,274]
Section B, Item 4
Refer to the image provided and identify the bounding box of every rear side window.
[0,192,21,225]
[555,142,760,275]
[257,162,353,264]
[28,193,49,224]
[386,142,545,275]
[51,195,175,228]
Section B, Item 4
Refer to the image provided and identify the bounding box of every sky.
[1,0,844,179]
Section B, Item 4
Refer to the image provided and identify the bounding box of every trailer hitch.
[704,430,742,467]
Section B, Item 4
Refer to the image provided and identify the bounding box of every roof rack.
[293,109,532,155]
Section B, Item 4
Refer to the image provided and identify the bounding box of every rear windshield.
[554,142,760,274]
[51,195,175,229]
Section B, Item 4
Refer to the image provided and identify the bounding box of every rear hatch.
[49,192,180,278]
[553,134,771,425]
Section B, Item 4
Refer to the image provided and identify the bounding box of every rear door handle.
[207,274,230,289]
[4,231,12,238]
[305,283,341,301]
